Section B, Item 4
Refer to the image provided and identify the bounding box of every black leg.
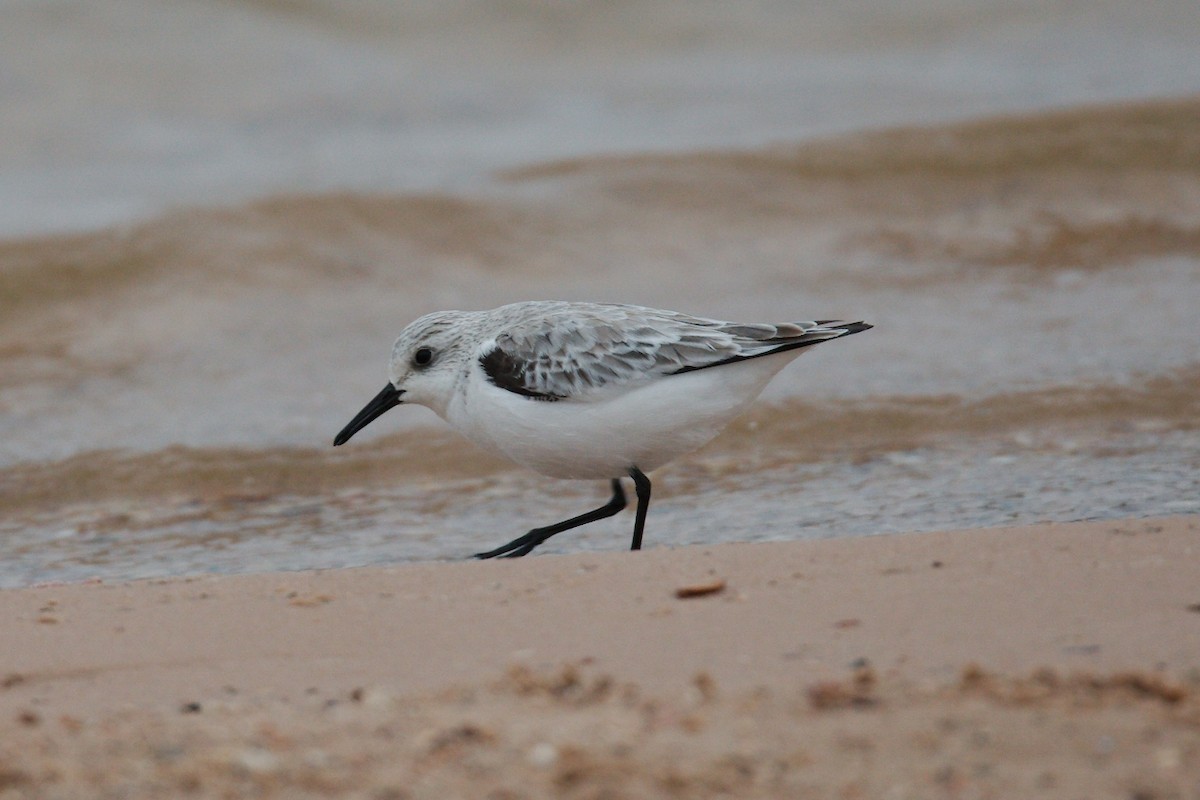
[628,466,651,551]
[475,479,627,559]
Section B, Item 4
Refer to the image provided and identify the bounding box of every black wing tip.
[815,319,872,334]
[670,319,872,375]
[834,321,872,336]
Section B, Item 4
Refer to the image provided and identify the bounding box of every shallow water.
[3,425,1197,587]
[1,2,1199,586]
[5,0,1200,236]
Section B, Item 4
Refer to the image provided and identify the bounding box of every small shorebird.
[334,301,870,558]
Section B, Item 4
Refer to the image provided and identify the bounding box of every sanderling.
[334,301,870,558]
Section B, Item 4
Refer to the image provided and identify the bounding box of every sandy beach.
[2,515,1197,797]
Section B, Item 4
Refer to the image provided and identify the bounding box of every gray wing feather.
[478,303,868,400]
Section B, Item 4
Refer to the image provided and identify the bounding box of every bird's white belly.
[444,353,802,479]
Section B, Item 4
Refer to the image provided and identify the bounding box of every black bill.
[333,384,403,446]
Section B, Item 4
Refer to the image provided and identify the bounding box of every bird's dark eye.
[413,347,434,367]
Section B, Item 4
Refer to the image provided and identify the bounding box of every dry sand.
[2,515,1197,798]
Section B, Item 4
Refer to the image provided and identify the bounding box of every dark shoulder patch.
[479,346,563,401]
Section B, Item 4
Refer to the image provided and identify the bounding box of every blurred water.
[2,1,1199,586]
[3,0,1200,235]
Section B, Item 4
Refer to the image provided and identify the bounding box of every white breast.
[443,350,807,479]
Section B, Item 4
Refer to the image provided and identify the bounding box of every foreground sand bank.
[1,516,1197,797]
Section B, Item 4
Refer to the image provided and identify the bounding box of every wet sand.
[1,515,1198,797]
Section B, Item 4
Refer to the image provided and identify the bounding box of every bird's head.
[332,310,470,446]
